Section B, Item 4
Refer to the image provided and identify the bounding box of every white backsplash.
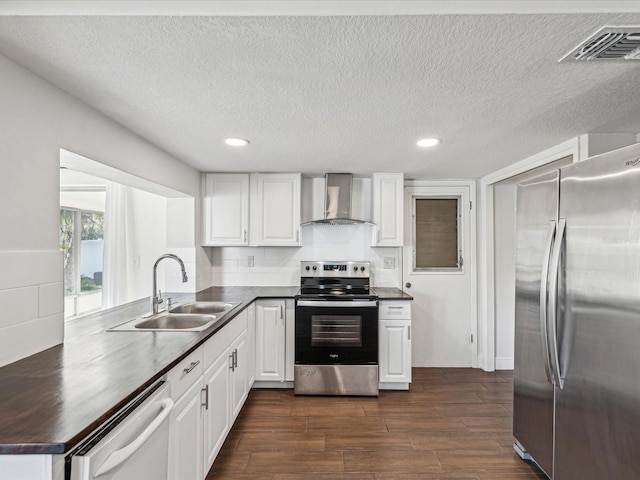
[211,223,402,287]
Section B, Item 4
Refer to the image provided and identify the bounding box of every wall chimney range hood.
[302,173,372,226]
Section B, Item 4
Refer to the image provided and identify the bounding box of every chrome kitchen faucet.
[151,254,188,315]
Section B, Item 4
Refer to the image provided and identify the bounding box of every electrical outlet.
[383,257,396,269]
[247,255,254,267]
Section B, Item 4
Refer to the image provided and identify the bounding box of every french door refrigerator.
[513,142,640,480]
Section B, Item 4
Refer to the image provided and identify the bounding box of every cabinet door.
[230,331,249,420]
[284,299,295,382]
[202,351,231,473]
[247,303,256,387]
[255,300,286,381]
[168,380,204,480]
[203,173,249,246]
[372,173,404,246]
[379,319,412,383]
[254,173,301,246]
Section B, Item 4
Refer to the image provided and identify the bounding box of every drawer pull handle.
[183,360,200,375]
[388,306,404,309]
[202,385,209,410]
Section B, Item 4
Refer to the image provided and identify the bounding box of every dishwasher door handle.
[93,398,174,477]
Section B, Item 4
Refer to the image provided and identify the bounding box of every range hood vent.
[302,173,373,226]
[560,26,640,62]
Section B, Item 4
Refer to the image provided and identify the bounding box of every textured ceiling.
[2,8,640,178]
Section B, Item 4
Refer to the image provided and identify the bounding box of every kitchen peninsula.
[0,285,410,480]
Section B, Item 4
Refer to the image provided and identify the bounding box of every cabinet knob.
[405,282,411,289]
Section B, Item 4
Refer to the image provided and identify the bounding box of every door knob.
[405,282,411,288]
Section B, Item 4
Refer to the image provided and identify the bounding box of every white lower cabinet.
[202,350,231,472]
[230,331,249,419]
[170,378,205,480]
[379,301,412,389]
[247,302,256,387]
[254,299,286,382]
[168,308,250,480]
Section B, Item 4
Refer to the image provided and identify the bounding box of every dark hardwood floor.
[206,368,546,479]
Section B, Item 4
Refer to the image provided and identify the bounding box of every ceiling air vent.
[560,26,640,62]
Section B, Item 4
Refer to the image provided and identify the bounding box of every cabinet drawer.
[379,302,411,320]
[168,346,204,401]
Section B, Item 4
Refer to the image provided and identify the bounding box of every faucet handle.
[157,290,164,304]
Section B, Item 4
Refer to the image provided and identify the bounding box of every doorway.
[403,182,475,367]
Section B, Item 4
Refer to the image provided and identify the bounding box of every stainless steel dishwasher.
[67,380,173,480]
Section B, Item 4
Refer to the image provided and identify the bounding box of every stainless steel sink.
[169,301,236,315]
[108,301,239,332]
[134,314,217,330]
[108,312,218,332]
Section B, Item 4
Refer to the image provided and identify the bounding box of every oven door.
[295,300,378,365]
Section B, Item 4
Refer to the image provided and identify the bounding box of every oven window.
[311,315,362,347]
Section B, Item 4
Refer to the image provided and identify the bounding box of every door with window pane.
[403,184,474,367]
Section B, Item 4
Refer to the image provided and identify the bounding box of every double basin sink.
[109,301,238,332]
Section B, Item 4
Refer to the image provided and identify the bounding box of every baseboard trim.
[495,357,514,370]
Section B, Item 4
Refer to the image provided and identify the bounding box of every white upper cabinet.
[203,173,249,246]
[371,173,404,247]
[252,173,301,246]
[203,173,301,247]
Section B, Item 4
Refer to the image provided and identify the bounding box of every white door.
[403,183,475,367]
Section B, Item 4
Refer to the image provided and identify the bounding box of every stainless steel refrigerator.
[513,142,640,479]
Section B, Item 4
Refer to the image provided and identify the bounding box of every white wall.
[493,182,517,369]
[125,188,168,302]
[165,197,197,294]
[0,53,204,367]
[578,133,636,160]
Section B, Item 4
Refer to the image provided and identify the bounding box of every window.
[414,197,461,270]
[60,207,105,317]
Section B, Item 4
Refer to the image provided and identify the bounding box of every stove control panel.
[301,261,370,278]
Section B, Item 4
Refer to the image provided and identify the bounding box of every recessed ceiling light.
[416,137,441,148]
[224,137,250,147]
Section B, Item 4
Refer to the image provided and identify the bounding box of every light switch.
[247,255,254,267]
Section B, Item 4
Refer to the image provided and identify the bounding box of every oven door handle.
[296,300,378,308]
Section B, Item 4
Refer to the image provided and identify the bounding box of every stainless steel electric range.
[294,261,379,396]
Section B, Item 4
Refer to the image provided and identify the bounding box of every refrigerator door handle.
[548,218,566,389]
[539,220,557,384]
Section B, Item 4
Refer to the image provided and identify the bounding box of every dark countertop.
[0,285,409,454]
[373,287,413,300]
